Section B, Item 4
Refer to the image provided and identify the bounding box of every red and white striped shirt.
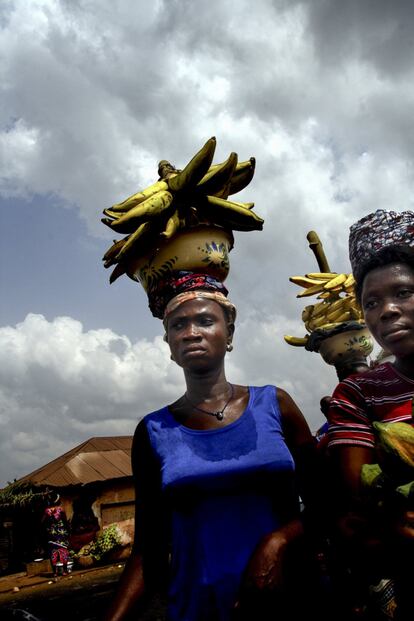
[328,362,414,449]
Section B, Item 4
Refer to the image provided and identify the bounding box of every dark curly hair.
[355,244,414,303]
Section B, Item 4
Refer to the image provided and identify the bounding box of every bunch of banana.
[101,137,261,283]
[284,271,363,346]
[283,229,366,348]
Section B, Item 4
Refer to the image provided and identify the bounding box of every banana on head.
[284,241,364,347]
[101,137,260,284]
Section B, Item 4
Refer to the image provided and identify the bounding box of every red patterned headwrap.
[148,270,236,321]
[349,209,414,280]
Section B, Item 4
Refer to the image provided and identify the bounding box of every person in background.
[104,272,322,621]
[42,493,70,577]
[328,209,414,620]
[70,497,100,553]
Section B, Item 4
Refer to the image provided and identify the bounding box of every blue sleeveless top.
[140,385,297,621]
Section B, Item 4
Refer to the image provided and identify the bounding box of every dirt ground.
[0,563,167,621]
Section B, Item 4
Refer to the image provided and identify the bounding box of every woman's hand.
[242,530,288,592]
[234,518,303,615]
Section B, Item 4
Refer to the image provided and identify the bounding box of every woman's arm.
[103,550,146,621]
[277,387,320,513]
[330,445,375,501]
[240,518,304,593]
[234,388,312,618]
[239,388,315,597]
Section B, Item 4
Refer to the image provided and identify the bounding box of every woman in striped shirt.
[327,209,414,619]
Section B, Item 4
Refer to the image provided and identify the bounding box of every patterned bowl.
[318,327,374,366]
[125,225,234,292]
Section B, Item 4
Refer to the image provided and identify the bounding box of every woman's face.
[166,298,232,371]
[361,262,414,360]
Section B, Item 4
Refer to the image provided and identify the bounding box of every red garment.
[327,362,414,449]
[51,546,69,565]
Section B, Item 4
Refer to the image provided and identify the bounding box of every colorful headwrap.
[349,209,414,280]
[148,270,235,320]
[163,290,237,328]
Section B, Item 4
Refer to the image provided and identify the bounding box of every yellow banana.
[109,180,169,213]
[308,314,331,330]
[167,137,217,192]
[349,307,363,320]
[103,238,127,263]
[161,210,181,240]
[325,286,345,296]
[290,276,329,288]
[109,191,174,234]
[196,152,238,196]
[204,157,252,175]
[196,195,263,230]
[316,321,341,331]
[296,282,326,297]
[213,180,232,199]
[306,272,339,280]
[325,296,351,314]
[109,261,127,284]
[115,221,153,262]
[310,301,329,318]
[101,139,260,287]
[326,306,351,322]
[332,310,352,323]
[284,335,309,346]
[102,208,123,220]
[205,195,257,211]
[343,273,356,289]
[101,217,118,231]
[324,273,347,290]
[228,158,256,196]
[103,244,129,268]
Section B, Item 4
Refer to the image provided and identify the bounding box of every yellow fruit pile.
[101,137,261,283]
[284,233,364,348]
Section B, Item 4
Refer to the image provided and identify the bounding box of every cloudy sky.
[1,0,413,487]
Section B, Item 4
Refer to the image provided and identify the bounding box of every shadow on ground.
[0,564,167,621]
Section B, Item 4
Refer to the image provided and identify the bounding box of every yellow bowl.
[318,327,374,366]
[126,226,234,292]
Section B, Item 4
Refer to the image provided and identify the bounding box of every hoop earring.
[226,343,233,352]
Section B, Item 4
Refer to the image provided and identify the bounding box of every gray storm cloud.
[0,0,411,483]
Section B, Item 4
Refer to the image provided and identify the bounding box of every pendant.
[216,412,224,421]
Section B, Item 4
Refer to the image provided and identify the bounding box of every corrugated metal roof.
[18,436,133,487]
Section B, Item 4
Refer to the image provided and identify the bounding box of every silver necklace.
[184,383,234,421]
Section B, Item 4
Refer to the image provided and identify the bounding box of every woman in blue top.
[105,273,318,621]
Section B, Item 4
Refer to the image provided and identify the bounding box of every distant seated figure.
[70,497,100,552]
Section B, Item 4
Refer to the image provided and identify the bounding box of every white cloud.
[0,120,40,196]
[0,314,182,484]
[0,312,338,486]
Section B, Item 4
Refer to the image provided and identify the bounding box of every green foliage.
[0,481,48,510]
[74,524,122,561]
